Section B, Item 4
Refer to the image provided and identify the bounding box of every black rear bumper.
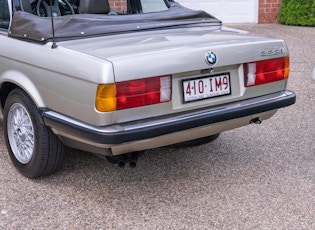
[42,90,296,145]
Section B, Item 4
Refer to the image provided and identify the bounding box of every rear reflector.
[96,76,171,112]
[244,57,290,87]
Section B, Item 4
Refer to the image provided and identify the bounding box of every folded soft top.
[9,2,221,43]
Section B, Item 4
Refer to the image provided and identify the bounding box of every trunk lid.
[60,26,288,82]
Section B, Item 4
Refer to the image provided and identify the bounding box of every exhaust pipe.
[107,151,144,168]
[118,161,126,168]
[250,118,262,124]
[129,161,137,168]
[117,160,137,168]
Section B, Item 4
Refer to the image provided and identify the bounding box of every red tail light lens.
[96,76,171,112]
[244,57,290,87]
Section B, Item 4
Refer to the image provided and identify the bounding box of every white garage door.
[176,0,258,23]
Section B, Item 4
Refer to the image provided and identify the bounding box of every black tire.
[3,88,64,178]
[167,133,220,148]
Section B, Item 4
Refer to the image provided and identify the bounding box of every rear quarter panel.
[0,35,115,125]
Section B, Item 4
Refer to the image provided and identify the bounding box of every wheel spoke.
[23,145,32,161]
[24,139,34,152]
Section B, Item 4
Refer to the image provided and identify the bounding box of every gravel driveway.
[1,24,314,229]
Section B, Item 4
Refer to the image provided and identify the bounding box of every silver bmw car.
[0,0,296,178]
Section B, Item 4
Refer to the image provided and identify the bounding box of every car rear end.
[50,26,295,156]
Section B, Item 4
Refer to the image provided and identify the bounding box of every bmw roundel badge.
[205,51,217,65]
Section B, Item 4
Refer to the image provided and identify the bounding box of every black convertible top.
[9,2,221,43]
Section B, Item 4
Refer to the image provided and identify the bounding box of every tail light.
[96,75,172,112]
[244,57,290,87]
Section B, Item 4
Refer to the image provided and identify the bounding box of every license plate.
[182,73,231,103]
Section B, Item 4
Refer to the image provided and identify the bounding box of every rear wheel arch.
[0,71,45,111]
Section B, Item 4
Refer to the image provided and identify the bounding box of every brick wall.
[109,0,127,12]
[259,0,282,23]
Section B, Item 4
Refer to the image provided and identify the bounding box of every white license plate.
[182,73,231,103]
